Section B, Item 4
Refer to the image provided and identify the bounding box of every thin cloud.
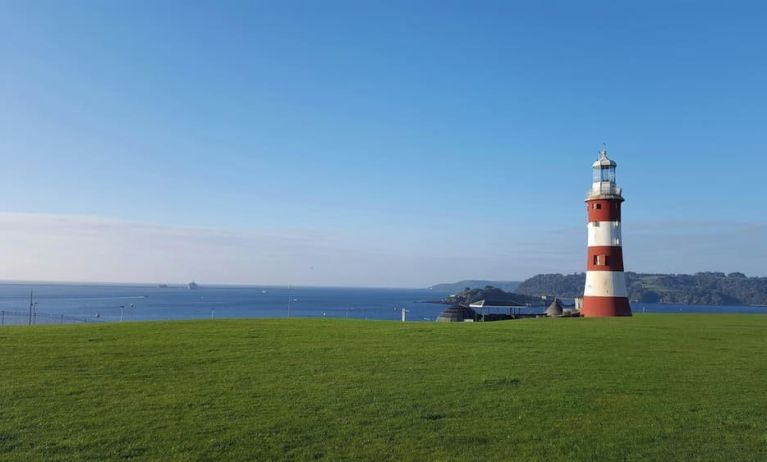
[0,213,763,287]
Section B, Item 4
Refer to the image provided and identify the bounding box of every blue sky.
[0,1,765,286]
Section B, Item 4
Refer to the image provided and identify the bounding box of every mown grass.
[1,315,766,461]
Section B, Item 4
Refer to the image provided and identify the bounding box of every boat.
[188,281,199,290]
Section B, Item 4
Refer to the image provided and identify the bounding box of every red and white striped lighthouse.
[582,147,632,317]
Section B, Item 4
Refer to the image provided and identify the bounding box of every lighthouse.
[582,147,632,317]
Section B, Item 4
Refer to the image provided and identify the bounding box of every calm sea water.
[0,283,451,323]
[0,283,764,324]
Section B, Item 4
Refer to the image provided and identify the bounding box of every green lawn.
[1,315,766,461]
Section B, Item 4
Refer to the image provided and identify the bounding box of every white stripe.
[587,221,622,247]
[584,271,628,297]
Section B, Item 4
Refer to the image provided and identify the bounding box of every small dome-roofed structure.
[436,305,476,322]
[545,298,564,317]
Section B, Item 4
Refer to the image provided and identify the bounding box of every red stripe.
[586,246,624,271]
[581,296,632,317]
[586,199,622,222]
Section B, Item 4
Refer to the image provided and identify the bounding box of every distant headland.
[427,280,521,293]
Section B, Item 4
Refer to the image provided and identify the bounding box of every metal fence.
[0,310,99,327]
[587,184,623,198]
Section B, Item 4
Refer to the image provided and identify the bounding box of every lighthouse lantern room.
[582,147,632,317]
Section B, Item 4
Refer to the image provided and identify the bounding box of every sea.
[0,283,764,325]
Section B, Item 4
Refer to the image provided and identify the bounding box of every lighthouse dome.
[592,149,617,169]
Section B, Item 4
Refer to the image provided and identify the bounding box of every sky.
[0,1,765,287]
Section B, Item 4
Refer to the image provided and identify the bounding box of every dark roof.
[545,298,564,316]
[436,306,476,322]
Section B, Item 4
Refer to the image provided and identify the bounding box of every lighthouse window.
[592,203,601,210]
[598,167,616,183]
[593,255,609,266]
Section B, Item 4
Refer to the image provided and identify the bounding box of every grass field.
[1,315,766,461]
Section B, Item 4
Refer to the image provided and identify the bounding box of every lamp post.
[119,304,134,322]
[28,290,34,326]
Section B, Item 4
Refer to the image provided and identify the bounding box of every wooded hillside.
[516,272,767,305]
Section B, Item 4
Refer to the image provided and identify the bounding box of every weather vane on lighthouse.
[581,145,632,317]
